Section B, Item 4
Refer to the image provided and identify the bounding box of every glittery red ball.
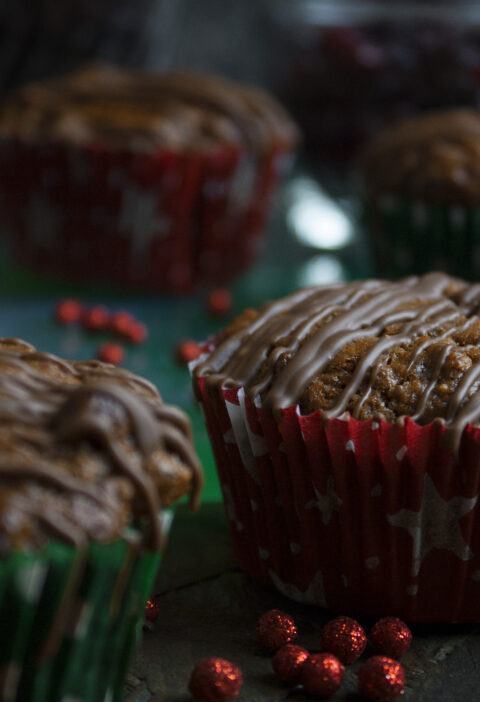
[55,298,83,325]
[83,305,110,332]
[358,656,405,701]
[322,616,367,664]
[110,310,135,338]
[126,321,148,344]
[256,609,298,653]
[144,598,160,623]
[207,289,233,317]
[272,644,309,683]
[97,342,124,365]
[175,339,201,365]
[300,653,344,698]
[189,658,243,702]
[371,617,412,658]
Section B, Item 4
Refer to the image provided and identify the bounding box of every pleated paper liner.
[0,137,291,293]
[195,374,480,622]
[0,512,172,702]
[362,195,480,279]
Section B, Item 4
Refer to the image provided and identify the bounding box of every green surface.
[0,174,368,503]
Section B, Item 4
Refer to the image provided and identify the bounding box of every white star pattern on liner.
[345,439,355,452]
[118,185,171,265]
[268,568,327,607]
[224,391,261,484]
[222,483,244,532]
[306,475,342,525]
[386,474,478,577]
[365,557,379,570]
[27,194,61,249]
[238,389,268,458]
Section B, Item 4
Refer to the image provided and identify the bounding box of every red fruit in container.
[97,342,124,365]
[55,298,83,325]
[83,306,110,332]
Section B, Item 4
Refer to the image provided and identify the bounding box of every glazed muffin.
[0,337,202,702]
[193,272,480,621]
[0,64,298,292]
[359,108,480,278]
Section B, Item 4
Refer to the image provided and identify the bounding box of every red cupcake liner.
[0,138,292,292]
[194,371,480,622]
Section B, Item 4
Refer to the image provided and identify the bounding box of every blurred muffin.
[0,337,202,702]
[193,272,480,621]
[0,64,298,292]
[359,108,480,278]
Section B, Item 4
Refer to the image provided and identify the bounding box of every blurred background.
[0,0,479,499]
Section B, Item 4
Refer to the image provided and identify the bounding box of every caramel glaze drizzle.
[195,272,480,456]
[0,341,203,552]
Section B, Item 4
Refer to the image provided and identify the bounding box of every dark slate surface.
[125,503,480,702]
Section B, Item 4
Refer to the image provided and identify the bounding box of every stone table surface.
[125,503,480,702]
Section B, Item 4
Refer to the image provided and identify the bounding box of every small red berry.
[175,340,201,365]
[97,342,124,365]
[322,616,367,664]
[83,305,110,332]
[189,658,243,702]
[300,653,344,698]
[109,310,135,338]
[257,609,297,653]
[357,656,405,701]
[145,598,160,623]
[371,617,412,658]
[273,644,309,683]
[55,299,83,324]
[125,321,148,344]
[207,289,233,317]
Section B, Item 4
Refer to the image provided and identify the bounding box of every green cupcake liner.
[0,515,169,702]
[362,196,480,279]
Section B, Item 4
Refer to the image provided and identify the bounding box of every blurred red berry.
[125,321,148,344]
[175,340,201,365]
[55,299,83,325]
[83,305,110,332]
[97,342,124,365]
[207,289,233,317]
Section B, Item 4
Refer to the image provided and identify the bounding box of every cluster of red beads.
[257,610,410,701]
[55,298,148,365]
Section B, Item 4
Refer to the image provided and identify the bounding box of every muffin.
[0,64,297,292]
[359,108,480,278]
[0,337,202,701]
[192,272,480,622]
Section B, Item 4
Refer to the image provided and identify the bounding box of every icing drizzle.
[194,272,480,454]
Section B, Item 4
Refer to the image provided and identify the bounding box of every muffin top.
[195,272,480,452]
[0,64,298,154]
[359,109,480,206]
[0,338,202,554]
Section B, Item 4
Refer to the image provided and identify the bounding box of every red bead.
[83,305,110,332]
[256,609,298,653]
[125,321,148,344]
[110,310,135,338]
[358,656,405,701]
[175,340,201,365]
[272,644,309,683]
[207,289,233,317]
[189,658,243,702]
[97,342,124,365]
[371,617,412,659]
[300,653,344,698]
[55,298,83,325]
[322,616,367,664]
[145,598,160,623]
